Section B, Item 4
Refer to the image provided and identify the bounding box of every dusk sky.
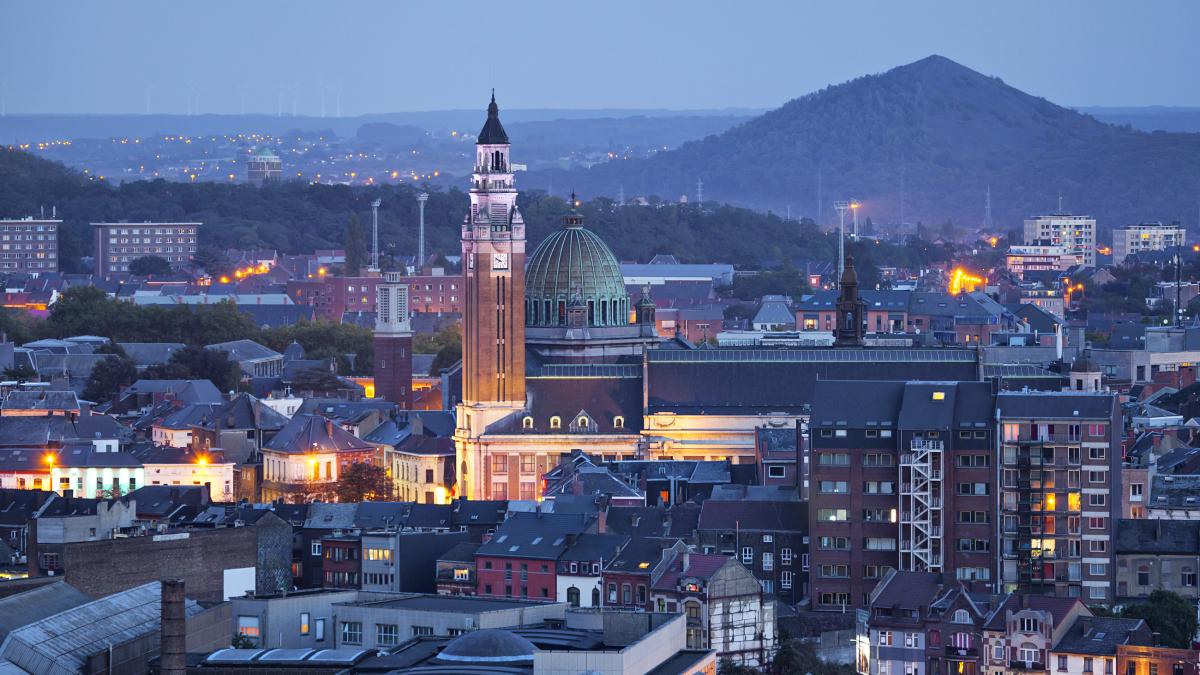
[2,0,1197,115]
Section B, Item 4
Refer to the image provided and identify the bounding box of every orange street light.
[43,452,56,466]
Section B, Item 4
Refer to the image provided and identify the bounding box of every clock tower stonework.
[455,94,527,498]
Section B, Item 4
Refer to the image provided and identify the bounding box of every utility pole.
[835,201,850,284]
[984,185,993,230]
[417,192,429,270]
[370,199,382,273]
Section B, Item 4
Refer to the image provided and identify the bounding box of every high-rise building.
[0,218,59,274]
[1023,213,1097,268]
[1005,244,1081,280]
[1111,221,1186,263]
[454,94,528,499]
[246,147,282,185]
[373,271,413,408]
[808,380,996,610]
[92,222,199,277]
[997,390,1120,603]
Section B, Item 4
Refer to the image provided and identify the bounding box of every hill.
[1,147,885,272]
[525,56,1200,235]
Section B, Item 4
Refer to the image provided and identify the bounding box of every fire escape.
[900,437,944,572]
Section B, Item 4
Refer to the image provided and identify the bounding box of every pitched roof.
[2,390,80,412]
[263,413,375,454]
[984,594,1083,631]
[476,93,509,145]
[204,339,282,363]
[475,512,594,560]
[652,552,732,590]
[438,541,481,563]
[561,533,629,562]
[0,582,92,643]
[195,392,290,432]
[115,342,185,368]
[697,500,807,533]
[1052,616,1149,655]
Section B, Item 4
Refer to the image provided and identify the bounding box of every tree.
[128,255,173,277]
[144,345,242,392]
[82,353,139,404]
[2,363,36,382]
[414,322,462,375]
[717,659,760,675]
[290,366,345,394]
[192,245,231,275]
[344,213,368,276]
[771,639,858,675]
[334,462,390,502]
[1120,590,1197,649]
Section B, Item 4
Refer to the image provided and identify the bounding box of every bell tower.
[461,92,526,405]
[456,93,528,499]
[834,255,866,347]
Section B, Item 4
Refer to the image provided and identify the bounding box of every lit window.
[550,416,561,429]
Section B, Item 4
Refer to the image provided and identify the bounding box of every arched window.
[522,416,534,430]
[591,587,600,607]
[952,609,971,624]
[613,416,625,429]
[550,416,562,430]
[577,415,589,428]
[567,586,580,607]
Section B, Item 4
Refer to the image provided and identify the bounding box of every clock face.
[492,253,510,270]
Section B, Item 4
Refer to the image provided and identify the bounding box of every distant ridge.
[528,55,1200,235]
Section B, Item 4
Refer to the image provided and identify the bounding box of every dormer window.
[614,416,625,429]
[522,416,534,430]
[577,415,589,428]
[550,416,562,430]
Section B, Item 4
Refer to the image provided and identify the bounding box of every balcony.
[946,646,979,658]
[1009,661,1046,671]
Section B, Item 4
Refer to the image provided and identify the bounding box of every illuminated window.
[613,416,625,429]
[550,416,561,429]
[522,416,533,430]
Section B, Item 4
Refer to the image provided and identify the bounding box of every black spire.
[478,91,509,145]
[564,191,584,228]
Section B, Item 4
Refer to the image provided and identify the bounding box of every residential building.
[92,221,199,277]
[1114,519,1200,600]
[1118,644,1199,675]
[997,391,1121,602]
[474,511,596,602]
[1049,616,1152,675]
[555,533,628,608]
[368,412,456,504]
[809,380,996,611]
[980,594,1088,675]
[1112,222,1186,264]
[435,541,480,596]
[1024,213,1097,268]
[1007,245,1081,279]
[600,537,686,611]
[135,444,234,502]
[648,549,776,668]
[260,414,378,502]
[696,499,807,605]
[0,218,59,274]
[204,339,284,379]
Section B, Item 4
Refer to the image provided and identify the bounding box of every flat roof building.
[92,221,199,278]
[0,218,59,275]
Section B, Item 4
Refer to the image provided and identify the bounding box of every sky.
[2,0,1197,116]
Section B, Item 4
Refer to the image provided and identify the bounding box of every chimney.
[160,578,186,675]
[325,418,334,438]
[681,551,690,573]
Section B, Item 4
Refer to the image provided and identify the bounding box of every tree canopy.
[128,255,173,276]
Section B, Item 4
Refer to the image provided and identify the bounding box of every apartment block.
[808,380,996,611]
[1024,213,1097,268]
[92,221,199,277]
[1112,222,1186,263]
[0,218,59,274]
[996,391,1120,602]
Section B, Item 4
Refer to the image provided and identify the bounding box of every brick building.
[696,499,807,605]
[0,218,59,274]
[808,379,996,611]
[92,221,198,277]
[474,511,595,602]
[286,272,462,322]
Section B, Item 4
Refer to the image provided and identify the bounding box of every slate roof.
[0,582,92,643]
[450,499,509,528]
[205,339,282,363]
[996,391,1116,420]
[697,500,807,533]
[0,415,125,447]
[304,502,358,529]
[1115,518,1200,555]
[652,552,731,591]
[297,399,396,426]
[605,537,680,575]
[477,93,509,144]
[438,541,481,563]
[155,402,220,430]
[811,380,906,428]
[120,379,224,405]
[512,372,643,435]
[475,512,594,560]
[983,594,1082,631]
[605,507,668,537]
[195,393,290,432]
[561,533,628,562]
[1149,475,1200,510]
[263,413,375,454]
[125,485,209,520]
[0,581,202,674]
[1052,616,1148,655]
[752,299,796,328]
[115,342,185,368]
[647,347,979,414]
[1,390,80,412]
[237,303,316,328]
[898,381,994,431]
[545,466,643,500]
[871,571,942,610]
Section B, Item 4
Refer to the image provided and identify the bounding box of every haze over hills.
[525,55,1200,235]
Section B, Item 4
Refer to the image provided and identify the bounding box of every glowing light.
[948,268,985,295]
[196,456,209,466]
[42,453,55,466]
[989,236,999,248]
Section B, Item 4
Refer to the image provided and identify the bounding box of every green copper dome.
[525,204,629,328]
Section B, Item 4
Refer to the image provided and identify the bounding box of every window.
[1020,617,1041,633]
[1090,563,1109,577]
[818,452,850,465]
[819,536,849,550]
[762,552,774,571]
[311,542,322,556]
[953,609,971,624]
[878,631,893,646]
[1003,423,1020,441]
[520,455,535,474]
[376,624,399,646]
[1019,648,1040,664]
[1138,564,1150,586]
[236,616,260,642]
[864,538,897,551]
[491,455,508,473]
[820,564,850,578]
[550,416,562,429]
[315,618,325,641]
[863,481,895,494]
[1182,567,1196,587]
[341,621,363,645]
[959,510,988,524]
[1089,470,1105,484]
[958,482,988,496]
[1089,447,1106,461]
[1130,483,1144,500]
[956,455,990,468]
[819,480,849,493]
[411,625,434,637]
[818,508,848,521]
[768,465,786,478]
[741,547,753,564]
[522,416,534,429]
[300,612,310,635]
[781,571,792,588]
[781,548,793,565]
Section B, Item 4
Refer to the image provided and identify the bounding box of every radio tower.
[618,184,625,207]
[369,199,382,273]
[835,201,850,284]
[696,178,704,207]
[417,192,429,270]
[984,185,993,229]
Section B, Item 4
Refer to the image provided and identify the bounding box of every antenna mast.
[834,201,850,284]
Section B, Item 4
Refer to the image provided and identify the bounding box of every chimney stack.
[160,578,186,675]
